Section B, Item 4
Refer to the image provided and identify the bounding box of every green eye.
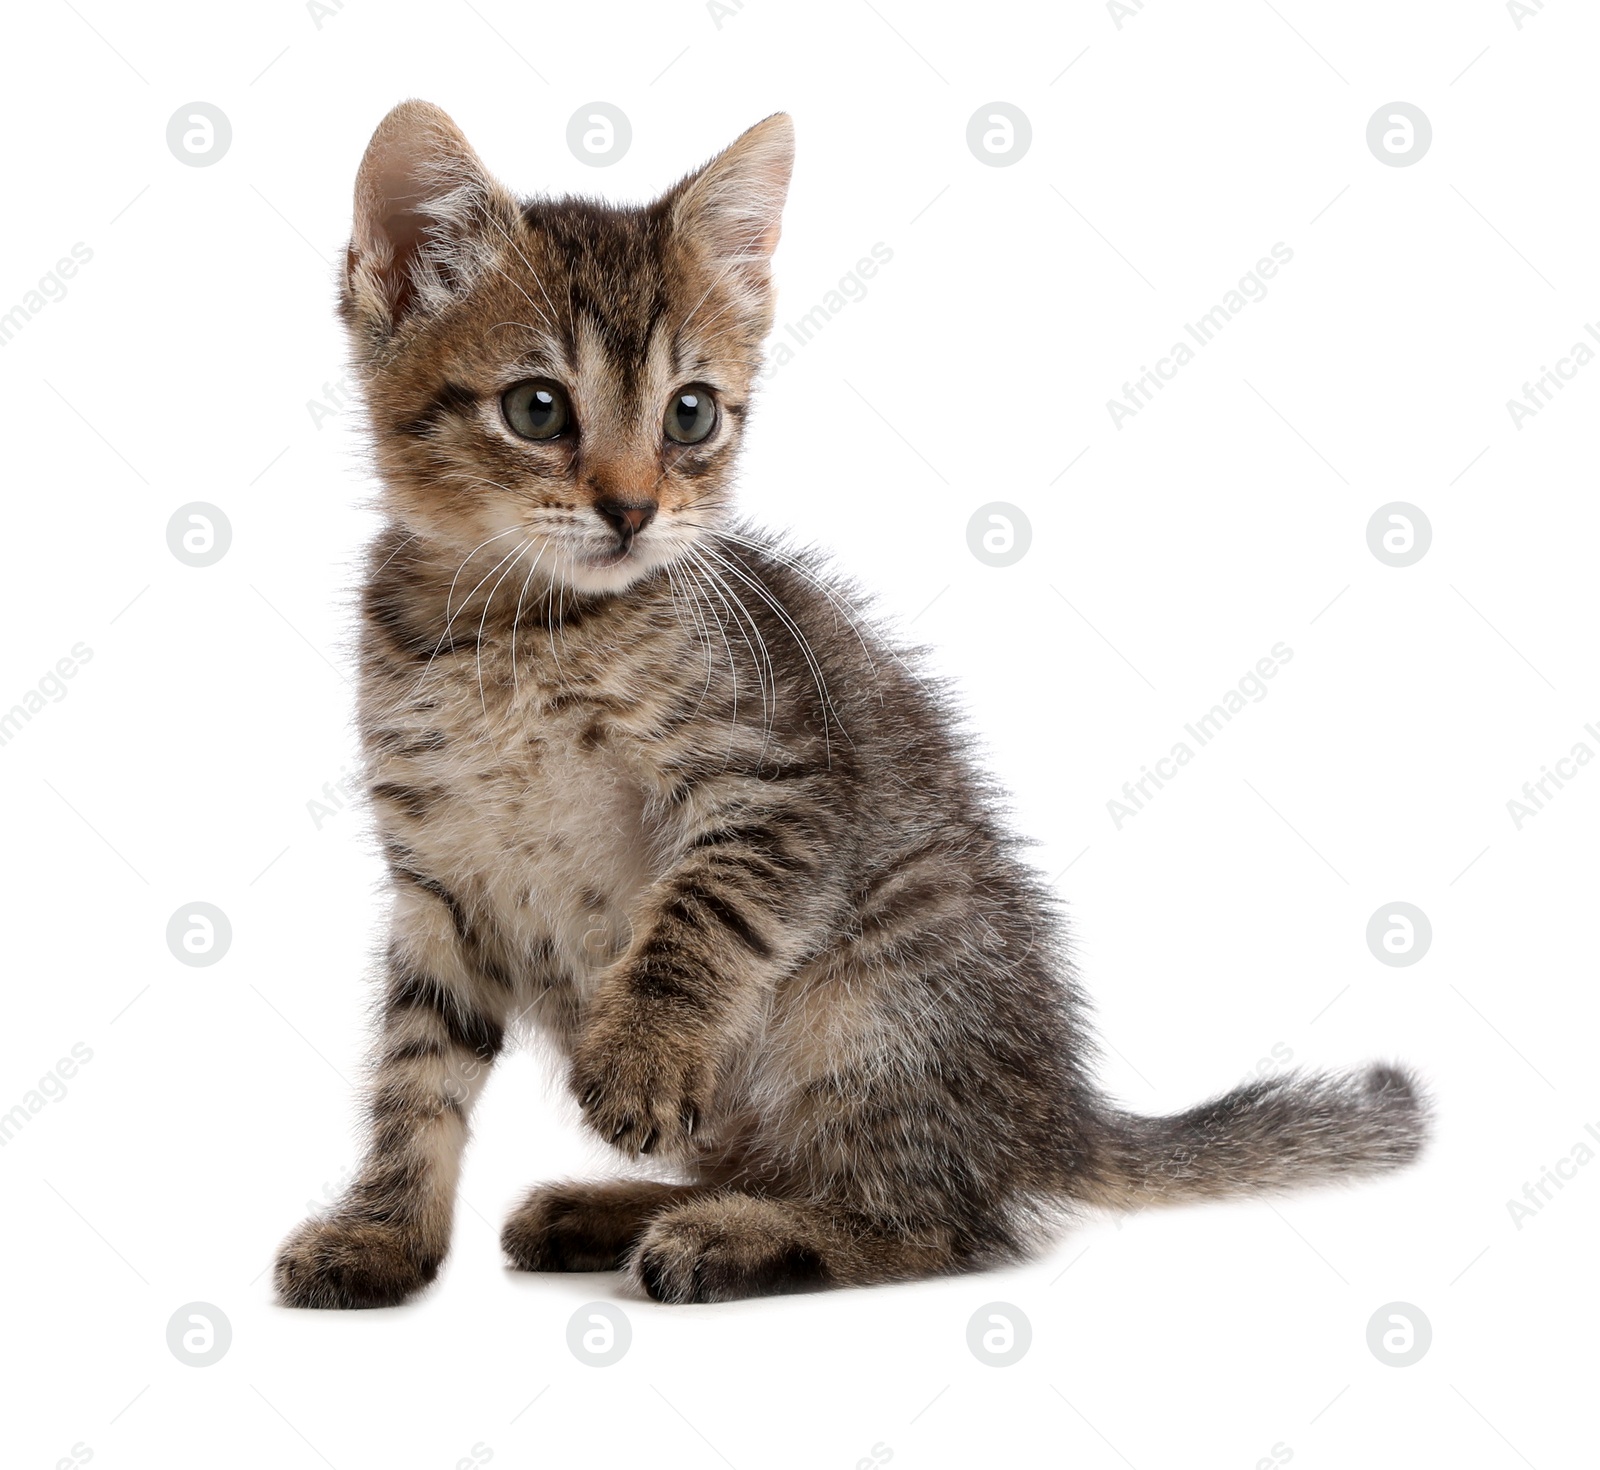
[664,384,717,445]
[502,379,570,440]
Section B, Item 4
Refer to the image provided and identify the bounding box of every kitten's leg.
[568,805,831,1159]
[630,1193,957,1304]
[275,889,508,1309]
[502,1180,711,1272]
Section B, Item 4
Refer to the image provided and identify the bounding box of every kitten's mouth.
[583,543,636,568]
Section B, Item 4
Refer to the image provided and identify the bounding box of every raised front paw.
[273,1214,439,1309]
[569,1009,713,1156]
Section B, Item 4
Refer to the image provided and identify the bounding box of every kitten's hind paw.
[273,1215,438,1310]
[630,1196,830,1304]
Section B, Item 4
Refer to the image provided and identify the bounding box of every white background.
[2,1,1594,1466]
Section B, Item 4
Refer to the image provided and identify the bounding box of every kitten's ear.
[345,100,512,335]
[669,114,794,315]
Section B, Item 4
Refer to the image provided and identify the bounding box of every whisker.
[685,545,776,743]
[682,552,769,765]
[696,542,847,762]
[663,560,721,731]
[409,526,532,698]
[476,538,534,729]
[509,540,551,698]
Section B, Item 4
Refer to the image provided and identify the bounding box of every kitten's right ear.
[668,114,795,323]
[345,100,510,337]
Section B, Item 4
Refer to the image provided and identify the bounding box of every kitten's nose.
[595,497,657,541]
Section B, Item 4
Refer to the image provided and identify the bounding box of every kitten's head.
[342,101,793,596]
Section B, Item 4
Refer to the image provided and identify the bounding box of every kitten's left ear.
[668,113,794,315]
[344,99,515,337]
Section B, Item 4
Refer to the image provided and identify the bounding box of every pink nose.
[595,498,657,539]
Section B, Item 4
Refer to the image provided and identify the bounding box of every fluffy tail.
[1076,1063,1429,1210]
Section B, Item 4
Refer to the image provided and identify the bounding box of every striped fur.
[274,103,1429,1309]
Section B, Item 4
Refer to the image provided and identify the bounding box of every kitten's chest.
[368,664,668,983]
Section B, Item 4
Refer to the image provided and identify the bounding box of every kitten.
[273,102,1428,1308]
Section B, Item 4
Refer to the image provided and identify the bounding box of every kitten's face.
[342,103,793,596]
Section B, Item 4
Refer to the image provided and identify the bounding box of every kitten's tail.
[1075,1062,1429,1211]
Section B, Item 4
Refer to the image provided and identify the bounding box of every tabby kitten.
[273,102,1428,1308]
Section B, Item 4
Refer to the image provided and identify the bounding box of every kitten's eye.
[664,384,717,445]
[502,379,570,441]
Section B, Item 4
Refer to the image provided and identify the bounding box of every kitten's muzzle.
[595,497,658,549]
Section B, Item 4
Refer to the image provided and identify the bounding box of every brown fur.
[273,102,1429,1309]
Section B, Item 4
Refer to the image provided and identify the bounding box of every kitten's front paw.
[273,1215,438,1309]
[570,1011,713,1156]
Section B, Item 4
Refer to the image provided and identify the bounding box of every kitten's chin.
[562,546,665,597]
